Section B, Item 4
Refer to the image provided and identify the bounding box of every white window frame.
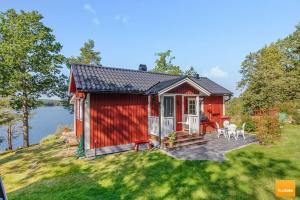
[188,97,196,115]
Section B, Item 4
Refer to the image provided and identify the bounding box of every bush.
[292,111,300,125]
[53,125,72,136]
[241,115,256,132]
[253,113,281,145]
[167,132,177,144]
[40,125,71,145]
[40,134,60,145]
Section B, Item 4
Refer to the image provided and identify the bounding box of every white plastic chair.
[223,120,230,128]
[227,124,237,140]
[216,122,226,138]
[236,123,246,140]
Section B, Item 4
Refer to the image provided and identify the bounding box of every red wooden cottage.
[68,63,232,156]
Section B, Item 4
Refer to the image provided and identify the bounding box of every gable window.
[188,98,196,115]
[164,96,174,117]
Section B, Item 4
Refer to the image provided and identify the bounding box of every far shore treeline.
[40,99,63,107]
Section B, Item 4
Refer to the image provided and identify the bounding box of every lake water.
[0,106,73,152]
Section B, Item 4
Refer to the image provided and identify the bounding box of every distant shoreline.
[40,99,62,107]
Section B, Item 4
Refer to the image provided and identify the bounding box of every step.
[176,133,202,139]
[172,139,208,149]
[174,136,204,144]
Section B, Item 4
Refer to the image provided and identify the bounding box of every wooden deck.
[164,131,208,149]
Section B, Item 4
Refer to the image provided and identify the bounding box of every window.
[188,98,196,115]
[164,96,174,117]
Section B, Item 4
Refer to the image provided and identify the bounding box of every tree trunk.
[7,125,13,150]
[22,103,29,147]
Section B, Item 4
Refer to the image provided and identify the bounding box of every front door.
[162,96,175,136]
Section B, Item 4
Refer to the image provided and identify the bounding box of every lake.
[0,106,73,152]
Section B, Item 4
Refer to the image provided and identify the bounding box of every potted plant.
[167,131,176,148]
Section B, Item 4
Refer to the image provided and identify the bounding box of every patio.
[164,132,257,161]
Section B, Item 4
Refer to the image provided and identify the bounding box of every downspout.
[224,94,232,102]
[81,95,86,151]
[158,95,162,148]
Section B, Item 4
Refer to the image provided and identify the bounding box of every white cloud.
[84,4,96,14]
[122,16,129,24]
[204,66,228,78]
[93,17,100,25]
[115,14,129,24]
[83,4,100,25]
[114,15,121,20]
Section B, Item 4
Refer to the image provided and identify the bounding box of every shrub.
[167,132,177,144]
[40,134,60,145]
[292,111,300,125]
[53,125,72,136]
[241,115,256,132]
[40,125,71,145]
[253,113,281,145]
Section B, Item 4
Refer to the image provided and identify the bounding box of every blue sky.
[2,0,300,95]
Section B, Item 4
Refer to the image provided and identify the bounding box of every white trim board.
[84,93,91,150]
[158,77,211,96]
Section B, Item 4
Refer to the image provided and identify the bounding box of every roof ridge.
[70,63,182,77]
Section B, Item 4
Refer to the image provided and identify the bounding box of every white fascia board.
[158,77,211,96]
[69,94,76,104]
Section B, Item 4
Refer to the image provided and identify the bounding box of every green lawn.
[0,125,299,200]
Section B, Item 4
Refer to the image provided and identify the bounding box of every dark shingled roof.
[71,63,232,95]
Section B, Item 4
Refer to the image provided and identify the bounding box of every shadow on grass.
[6,147,300,200]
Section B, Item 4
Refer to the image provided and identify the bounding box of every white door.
[162,96,175,137]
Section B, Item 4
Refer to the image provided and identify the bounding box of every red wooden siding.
[69,73,76,93]
[203,96,224,132]
[176,96,182,131]
[184,96,188,114]
[168,83,199,94]
[76,119,83,137]
[150,95,159,116]
[90,93,148,149]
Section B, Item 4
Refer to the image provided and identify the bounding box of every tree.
[238,23,300,114]
[63,39,102,113]
[67,39,101,67]
[0,98,21,150]
[238,44,289,113]
[0,9,66,147]
[184,66,198,76]
[152,50,182,75]
[238,39,300,113]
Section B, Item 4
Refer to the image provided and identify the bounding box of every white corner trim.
[158,77,211,96]
[67,69,73,95]
[84,93,91,150]
[70,94,76,104]
[223,96,225,116]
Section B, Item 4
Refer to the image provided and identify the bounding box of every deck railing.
[162,117,174,137]
[148,116,159,136]
[188,116,199,134]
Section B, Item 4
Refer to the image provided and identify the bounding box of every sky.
[1,0,300,95]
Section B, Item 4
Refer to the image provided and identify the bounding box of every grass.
[0,125,299,200]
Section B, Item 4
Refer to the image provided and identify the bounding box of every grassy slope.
[0,125,299,200]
